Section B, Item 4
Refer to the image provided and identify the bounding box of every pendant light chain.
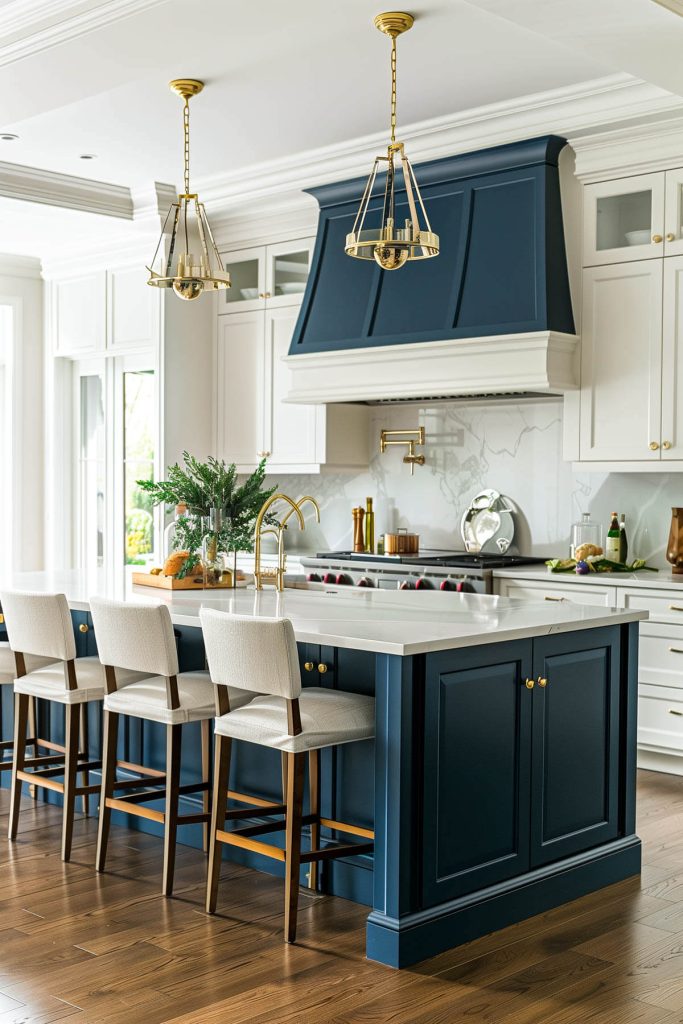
[390,35,397,144]
[183,97,191,195]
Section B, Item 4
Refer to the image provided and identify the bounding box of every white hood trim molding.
[285,331,579,404]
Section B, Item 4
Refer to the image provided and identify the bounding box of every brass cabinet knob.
[317,663,328,674]
[649,441,660,451]
[257,450,271,458]
[663,440,672,450]
[667,233,676,242]
[0,613,4,624]
[525,678,535,689]
[304,661,314,672]
[537,676,548,688]
[652,234,663,243]
[79,623,89,634]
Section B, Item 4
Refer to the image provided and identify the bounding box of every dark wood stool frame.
[206,690,374,942]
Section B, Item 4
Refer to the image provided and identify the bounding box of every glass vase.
[202,508,225,588]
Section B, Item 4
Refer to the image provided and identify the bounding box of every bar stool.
[0,640,55,774]
[0,590,146,860]
[89,597,260,895]
[200,608,375,943]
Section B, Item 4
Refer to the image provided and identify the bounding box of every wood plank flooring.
[0,770,682,1022]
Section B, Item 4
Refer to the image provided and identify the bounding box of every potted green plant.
[137,451,277,580]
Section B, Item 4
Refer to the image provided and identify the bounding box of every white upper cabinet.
[664,169,683,258]
[54,272,106,356]
[583,173,665,266]
[579,261,663,462]
[218,237,314,314]
[215,310,264,472]
[107,265,158,352]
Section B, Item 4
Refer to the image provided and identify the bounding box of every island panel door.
[422,640,533,907]
[530,626,621,868]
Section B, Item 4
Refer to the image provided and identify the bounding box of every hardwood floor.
[0,770,682,1023]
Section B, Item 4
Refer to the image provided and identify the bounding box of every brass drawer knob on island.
[537,676,548,688]
[304,662,315,672]
[525,678,535,690]
[317,663,328,674]
[79,623,89,634]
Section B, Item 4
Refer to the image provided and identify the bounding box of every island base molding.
[366,835,642,968]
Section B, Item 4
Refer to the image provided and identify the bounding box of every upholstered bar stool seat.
[0,642,54,682]
[14,656,145,705]
[201,609,375,945]
[214,688,374,752]
[104,670,254,725]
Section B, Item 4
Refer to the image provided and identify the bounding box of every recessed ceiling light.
[0,133,18,141]
[79,153,97,160]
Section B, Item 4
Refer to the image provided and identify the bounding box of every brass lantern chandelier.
[345,12,439,271]
[147,79,230,301]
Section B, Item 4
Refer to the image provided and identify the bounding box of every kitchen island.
[0,571,646,968]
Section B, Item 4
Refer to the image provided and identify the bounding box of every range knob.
[440,579,457,591]
[336,573,353,586]
[357,577,374,587]
[457,581,476,593]
[399,580,414,590]
[322,572,337,584]
[306,573,321,583]
[415,577,434,590]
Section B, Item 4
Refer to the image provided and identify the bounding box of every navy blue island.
[0,573,647,968]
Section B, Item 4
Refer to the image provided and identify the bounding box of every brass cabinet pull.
[669,708,683,716]
[79,623,89,634]
[317,663,328,674]
[663,441,672,450]
[0,613,4,624]
[669,647,683,655]
[653,234,663,243]
[256,451,271,458]
[525,678,535,690]
[649,441,660,451]
[537,676,548,688]
[669,605,683,612]
[304,662,314,672]
[544,596,564,602]
[667,233,676,242]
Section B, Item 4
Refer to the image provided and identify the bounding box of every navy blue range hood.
[285,136,578,404]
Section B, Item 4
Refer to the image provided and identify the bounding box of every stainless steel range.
[299,551,547,596]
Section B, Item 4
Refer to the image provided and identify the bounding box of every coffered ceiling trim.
[0,160,133,217]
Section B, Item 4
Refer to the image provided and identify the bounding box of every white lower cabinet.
[215,304,368,474]
[495,578,615,606]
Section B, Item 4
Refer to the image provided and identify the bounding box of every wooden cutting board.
[132,571,234,591]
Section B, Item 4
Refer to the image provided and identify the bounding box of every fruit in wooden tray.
[163,550,191,576]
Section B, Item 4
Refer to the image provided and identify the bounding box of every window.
[123,369,156,566]
[77,370,105,572]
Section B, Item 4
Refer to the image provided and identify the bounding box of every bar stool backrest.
[90,597,179,679]
[0,590,76,662]
[200,609,301,699]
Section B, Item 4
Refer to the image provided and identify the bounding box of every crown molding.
[0,0,170,68]
[196,73,683,215]
[0,254,42,279]
[0,160,133,218]
[569,114,683,181]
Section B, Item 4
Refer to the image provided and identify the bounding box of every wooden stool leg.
[61,704,80,861]
[281,751,287,803]
[206,733,231,914]
[8,692,29,840]
[284,751,305,943]
[308,749,320,891]
[27,696,37,800]
[201,718,210,855]
[79,704,90,816]
[96,710,119,873]
[162,723,182,897]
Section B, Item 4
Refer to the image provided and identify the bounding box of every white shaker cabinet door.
[661,255,683,460]
[263,305,322,469]
[579,260,663,462]
[215,310,264,471]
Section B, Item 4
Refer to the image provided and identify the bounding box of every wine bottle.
[605,512,620,561]
[619,513,628,564]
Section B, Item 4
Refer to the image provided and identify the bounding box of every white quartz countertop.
[493,564,683,591]
[0,570,646,657]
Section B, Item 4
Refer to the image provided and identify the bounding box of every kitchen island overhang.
[0,573,646,968]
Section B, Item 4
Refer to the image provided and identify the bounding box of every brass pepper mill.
[667,507,683,574]
[352,506,366,553]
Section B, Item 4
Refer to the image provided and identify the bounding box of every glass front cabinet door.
[265,238,313,308]
[583,173,665,266]
[218,246,267,313]
[218,239,313,313]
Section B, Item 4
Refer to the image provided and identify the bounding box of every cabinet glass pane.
[272,249,309,298]
[123,370,155,566]
[596,191,652,251]
[223,258,260,304]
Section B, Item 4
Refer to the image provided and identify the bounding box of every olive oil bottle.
[606,512,621,562]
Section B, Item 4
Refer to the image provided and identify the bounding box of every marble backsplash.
[263,398,682,568]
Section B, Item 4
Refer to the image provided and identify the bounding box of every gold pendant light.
[345,12,439,271]
[147,79,230,301]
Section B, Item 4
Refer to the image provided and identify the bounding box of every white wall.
[0,258,43,573]
[260,397,681,568]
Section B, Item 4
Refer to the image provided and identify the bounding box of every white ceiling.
[1,0,683,259]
